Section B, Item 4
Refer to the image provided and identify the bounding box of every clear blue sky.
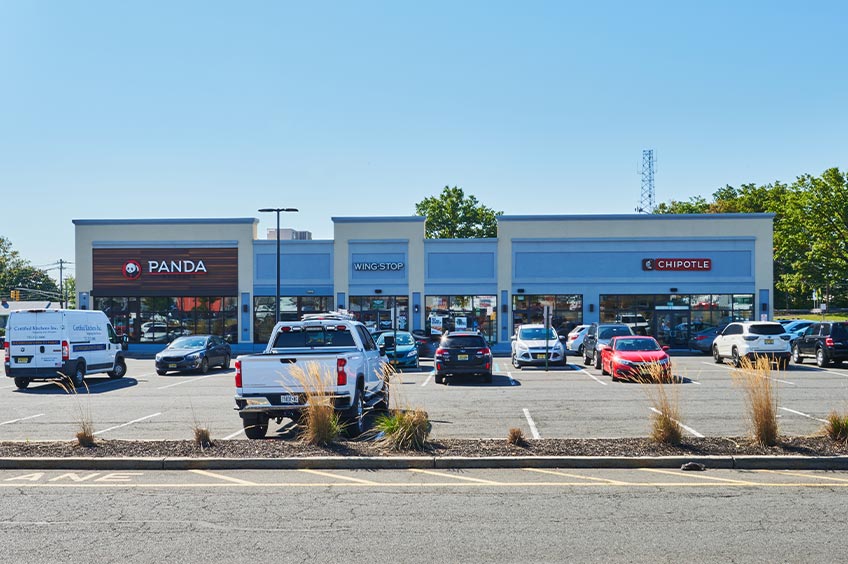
[2,1,846,280]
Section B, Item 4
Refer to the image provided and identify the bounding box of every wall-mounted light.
[589,304,595,313]
[306,289,315,295]
[761,303,768,312]
[242,304,249,313]
[669,287,678,293]
[414,304,420,313]
[338,304,344,310]
[517,288,525,294]
[501,304,508,313]
[374,289,383,294]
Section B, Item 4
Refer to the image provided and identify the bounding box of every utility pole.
[59,259,65,308]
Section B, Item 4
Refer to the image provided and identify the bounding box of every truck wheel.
[731,348,741,368]
[583,351,592,366]
[198,358,209,374]
[72,362,86,388]
[435,373,445,384]
[342,388,366,438]
[242,415,268,440]
[14,377,29,390]
[108,358,127,379]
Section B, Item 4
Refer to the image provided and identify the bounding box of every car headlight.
[553,343,563,353]
[657,357,670,365]
[186,353,200,361]
[154,354,162,361]
[616,357,634,366]
[406,350,417,358]
[516,343,529,353]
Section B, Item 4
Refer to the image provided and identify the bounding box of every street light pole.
[258,207,299,324]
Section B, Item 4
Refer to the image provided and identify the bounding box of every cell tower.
[637,149,655,213]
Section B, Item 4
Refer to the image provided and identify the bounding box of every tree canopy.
[654,167,848,309]
[0,236,61,301]
[415,186,502,239]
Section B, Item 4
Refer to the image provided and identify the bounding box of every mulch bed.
[1,436,846,458]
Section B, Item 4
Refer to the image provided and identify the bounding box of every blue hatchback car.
[376,331,420,369]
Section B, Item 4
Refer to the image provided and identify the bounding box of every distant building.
[266,228,312,240]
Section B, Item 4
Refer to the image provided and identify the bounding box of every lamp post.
[258,207,299,324]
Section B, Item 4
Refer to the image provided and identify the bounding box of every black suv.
[791,322,848,367]
[434,331,493,384]
[582,323,635,369]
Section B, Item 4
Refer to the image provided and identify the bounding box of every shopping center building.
[73,213,774,353]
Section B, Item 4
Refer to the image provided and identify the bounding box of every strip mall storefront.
[75,214,774,352]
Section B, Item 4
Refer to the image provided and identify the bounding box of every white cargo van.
[3,309,127,389]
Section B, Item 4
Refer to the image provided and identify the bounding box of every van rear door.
[8,311,64,375]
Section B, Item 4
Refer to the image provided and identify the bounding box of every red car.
[600,336,672,382]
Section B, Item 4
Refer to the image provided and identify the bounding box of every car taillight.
[435,348,446,357]
[743,335,758,341]
[826,337,835,347]
[3,342,8,363]
[569,334,577,341]
[235,359,242,388]
[337,358,347,386]
[61,340,69,361]
[478,348,490,356]
[695,336,708,341]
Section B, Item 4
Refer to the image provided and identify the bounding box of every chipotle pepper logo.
[122,260,142,280]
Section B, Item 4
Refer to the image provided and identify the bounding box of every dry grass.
[824,411,848,444]
[641,362,683,445]
[373,408,432,451]
[55,374,95,447]
[287,362,342,446]
[507,427,527,446]
[731,356,779,447]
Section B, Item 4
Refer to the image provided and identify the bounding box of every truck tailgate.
[239,353,354,394]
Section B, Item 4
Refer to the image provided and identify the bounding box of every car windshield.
[378,332,414,346]
[170,336,207,348]
[749,324,786,336]
[599,326,632,339]
[614,338,660,352]
[519,327,556,340]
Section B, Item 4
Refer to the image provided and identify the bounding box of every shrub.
[731,356,779,446]
[507,427,526,446]
[287,362,343,446]
[373,409,431,451]
[824,411,848,443]
[193,426,214,449]
[55,374,95,447]
[642,362,682,445]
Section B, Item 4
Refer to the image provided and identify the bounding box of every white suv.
[511,324,566,368]
[712,321,791,369]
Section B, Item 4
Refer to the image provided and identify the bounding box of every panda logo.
[122,260,142,280]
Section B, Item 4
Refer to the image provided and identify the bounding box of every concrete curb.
[2,455,848,471]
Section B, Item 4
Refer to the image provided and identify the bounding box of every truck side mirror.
[121,335,129,351]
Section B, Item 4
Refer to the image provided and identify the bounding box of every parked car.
[510,324,566,368]
[688,325,722,354]
[781,320,816,343]
[791,322,848,367]
[583,323,635,369]
[434,331,493,384]
[712,321,791,368]
[410,329,433,357]
[600,336,671,382]
[155,335,232,375]
[565,324,589,355]
[375,331,420,369]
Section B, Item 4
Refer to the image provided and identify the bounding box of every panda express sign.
[93,248,238,296]
[642,258,712,271]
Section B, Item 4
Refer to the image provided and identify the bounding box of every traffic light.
[10,290,19,300]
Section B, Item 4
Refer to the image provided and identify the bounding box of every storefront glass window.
[349,296,409,333]
[252,296,331,343]
[425,295,497,344]
[512,294,583,337]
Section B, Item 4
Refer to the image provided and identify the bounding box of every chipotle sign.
[642,258,712,271]
[93,248,238,296]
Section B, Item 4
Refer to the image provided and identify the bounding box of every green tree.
[415,186,502,238]
[0,236,61,300]
[63,276,76,308]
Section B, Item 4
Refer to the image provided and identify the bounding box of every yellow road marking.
[756,470,848,483]
[188,469,257,485]
[524,468,631,485]
[409,469,502,484]
[298,469,377,484]
[640,468,759,485]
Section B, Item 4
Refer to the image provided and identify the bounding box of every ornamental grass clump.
[731,356,779,447]
[507,427,527,447]
[55,374,95,447]
[287,362,342,446]
[373,408,432,451]
[824,411,848,444]
[641,362,683,445]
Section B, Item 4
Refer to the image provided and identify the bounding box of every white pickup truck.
[234,314,389,439]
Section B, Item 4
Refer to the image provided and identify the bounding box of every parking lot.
[3,353,848,442]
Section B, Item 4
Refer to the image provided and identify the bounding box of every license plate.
[764,339,774,345]
[458,354,468,361]
[168,364,177,369]
[280,394,300,405]
[15,357,30,364]
[535,353,546,359]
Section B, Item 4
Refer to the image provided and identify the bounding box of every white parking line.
[576,368,608,386]
[222,428,245,440]
[0,414,44,426]
[93,413,161,436]
[779,407,828,424]
[523,408,541,439]
[421,373,433,387]
[157,374,218,390]
[648,407,705,438]
[703,361,795,385]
